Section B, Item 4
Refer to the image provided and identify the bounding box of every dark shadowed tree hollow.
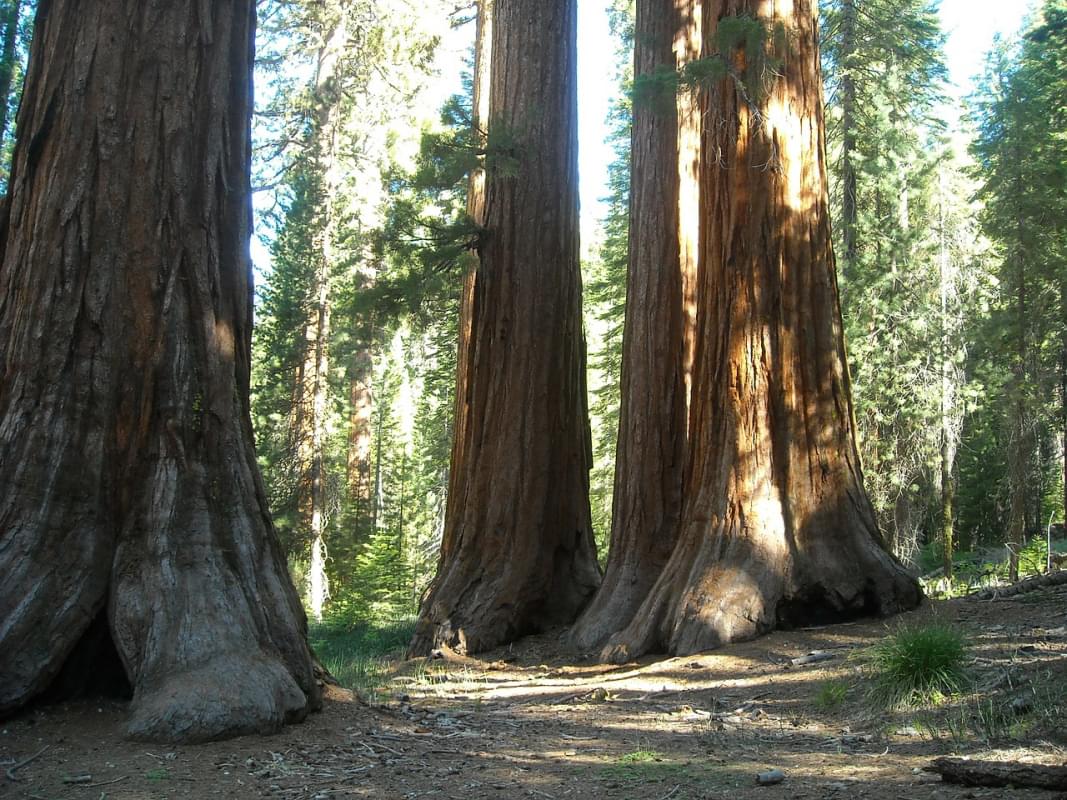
[602,0,921,662]
[569,0,698,651]
[0,0,321,741]
[409,0,601,657]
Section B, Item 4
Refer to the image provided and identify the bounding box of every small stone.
[756,768,786,786]
[1010,696,1033,715]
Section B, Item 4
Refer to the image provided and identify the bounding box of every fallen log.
[973,569,1067,601]
[926,757,1067,790]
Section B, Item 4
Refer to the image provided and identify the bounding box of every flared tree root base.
[126,655,311,743]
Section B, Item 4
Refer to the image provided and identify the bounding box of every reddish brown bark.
[677,0,703,397]
[441,0,491,569]
[569,0,699,651]
[603,0,920,661]
[346,347,374,505]
[410,0,600,656]
[0,0,320,740]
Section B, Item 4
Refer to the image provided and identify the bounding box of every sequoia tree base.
[569,556,668,652]
[126,656,310,743]
[602,511,922,663]
[409,544,600,657]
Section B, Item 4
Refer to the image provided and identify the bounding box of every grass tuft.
[814,679,849,710]
[864,622,969,708]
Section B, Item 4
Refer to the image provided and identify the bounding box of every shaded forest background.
[2,0,1062,626]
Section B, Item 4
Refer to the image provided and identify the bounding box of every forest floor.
[3,585,1067,800]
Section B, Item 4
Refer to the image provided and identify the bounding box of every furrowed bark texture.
[569,0,696,651]
[603,0,920,661]
[0,0,321,741]
[410,0,600,656]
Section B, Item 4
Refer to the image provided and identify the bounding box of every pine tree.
[820,0,952,563]
[970,2,1067,577]
[0,0,30,184]
[252,0,446,619]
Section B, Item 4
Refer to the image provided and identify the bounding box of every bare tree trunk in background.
[1061,342,1066,532]
[0,0,320,741]
[1008,139,1030,583]
[410,0,600,656]
[0,0,20,148]
[569,0,699,651]
[839,0,858,276]
[938,169,957,580]
[298,13,352,621]
[603,0,921,661]
[347,346,374,508]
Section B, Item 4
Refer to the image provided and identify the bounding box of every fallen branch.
[790,651,836,667]
[926,758,1067,790]
[5,745,49,782]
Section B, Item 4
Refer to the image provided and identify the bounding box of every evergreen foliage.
[251,0,456,622]
[965,0,1067,565]
[0,0,32,186]
[584,0,634,549]
[822,0,982,567]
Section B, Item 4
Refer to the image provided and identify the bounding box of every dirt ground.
[3,586,1066,800]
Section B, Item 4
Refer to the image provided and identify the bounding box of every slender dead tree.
[603,0,921,661]
[0,0,320,741]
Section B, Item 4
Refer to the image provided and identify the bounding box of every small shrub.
[815,679,848,710]
[864,623,969,708]
[617,750,660,764]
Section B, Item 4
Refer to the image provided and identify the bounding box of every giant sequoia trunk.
[603,0,920,661]
[0,0,320,741]
[569,0,699,651]
[410,0,600,656]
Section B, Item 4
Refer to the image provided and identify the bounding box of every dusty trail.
[2,586,1066,799]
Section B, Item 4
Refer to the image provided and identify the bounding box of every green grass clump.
[864,623,969,708]
[617,750,661,764]
[309,616,416,695]
[815,679,849,710]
